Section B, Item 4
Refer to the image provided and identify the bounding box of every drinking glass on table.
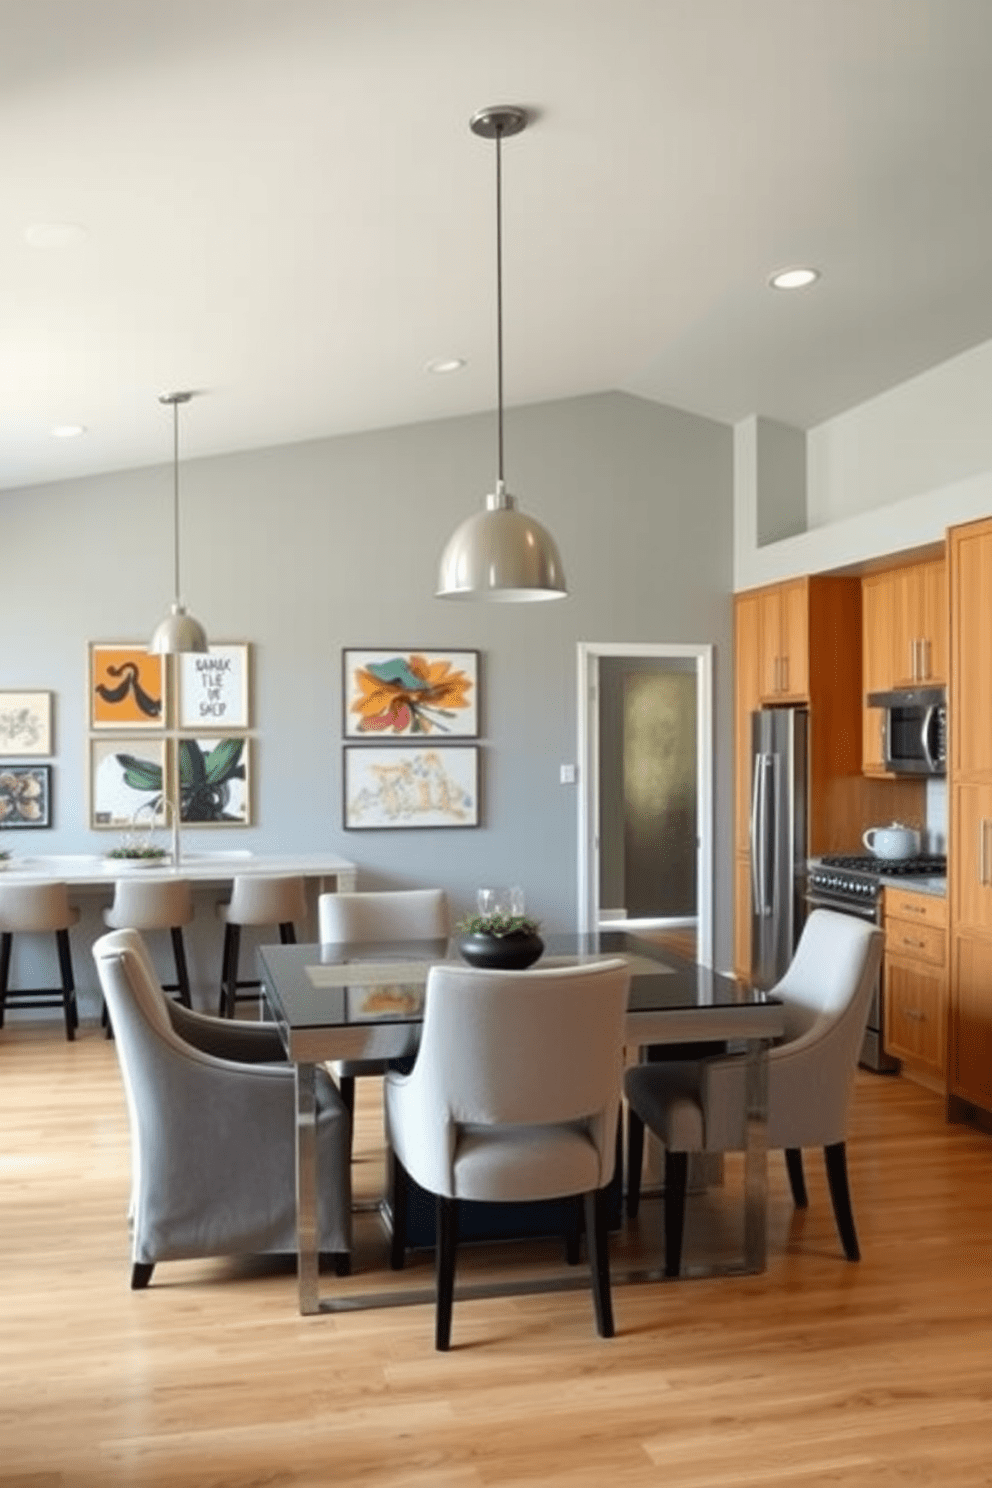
[477,886,526,917]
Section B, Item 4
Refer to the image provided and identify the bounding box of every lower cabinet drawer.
[885,919,946,967]
[884,958,947,1077]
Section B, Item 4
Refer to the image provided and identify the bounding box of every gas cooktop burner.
[819,854,946,876]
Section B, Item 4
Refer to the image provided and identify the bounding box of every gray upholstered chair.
[0,881,80,1040]
[217,874,308,1017]
[92,927,351,1290]
[103,876,195,1007]
[384,956,631,1350]
[317,888,449,1129]
[625,909,884,1275]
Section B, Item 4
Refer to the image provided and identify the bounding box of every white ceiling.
[4,0,992,489]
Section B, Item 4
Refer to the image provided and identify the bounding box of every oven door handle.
[804,892,880,924]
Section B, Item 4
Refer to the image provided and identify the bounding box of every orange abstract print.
[90,647,164,728]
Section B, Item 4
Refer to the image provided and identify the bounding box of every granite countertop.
[878,874,947,898]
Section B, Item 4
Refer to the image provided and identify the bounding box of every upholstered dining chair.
[384,956,632,1350]
[92,927,351,1289]
[625,909,883,1276]
[317,888,449,1137]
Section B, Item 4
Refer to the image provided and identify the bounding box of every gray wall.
[1,389,734,991]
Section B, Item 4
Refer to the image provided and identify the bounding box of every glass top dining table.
[258,930,784,1315]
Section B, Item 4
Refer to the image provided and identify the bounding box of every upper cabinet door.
[918,557,947,684]
[951,523,992,779]
[757,579,808,703]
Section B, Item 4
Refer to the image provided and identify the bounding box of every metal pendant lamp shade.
[436,106,567,602]
[149,391,208,654]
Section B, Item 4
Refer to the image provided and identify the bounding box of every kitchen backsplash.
[925,777,947,853]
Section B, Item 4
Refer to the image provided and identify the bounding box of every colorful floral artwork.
[176,736,250,825]
[0,766,51,828]
[90,645,165,729]
[343,746,479,829]
[90,737,169,828]
[343,649,478,738]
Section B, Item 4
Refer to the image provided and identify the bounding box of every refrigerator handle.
[750,753,772,916]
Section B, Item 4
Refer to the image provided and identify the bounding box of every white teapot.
[862,822,921,861]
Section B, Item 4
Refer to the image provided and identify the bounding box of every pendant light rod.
[160,390,192,606]
[470,105,526,493]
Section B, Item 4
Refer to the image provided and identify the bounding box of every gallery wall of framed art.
[341,647,482,830]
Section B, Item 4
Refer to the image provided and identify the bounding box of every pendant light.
[149,391,209,653]
[436,106,567,601]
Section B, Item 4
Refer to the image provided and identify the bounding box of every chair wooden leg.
[564,1194,583,1265]
[389,1150,408,1271]
[664,1149,689,1278]
[785,1147,808,1208]
[338,1075,356,1120]
[130,1262,154,1289]
[435,1195,458,1351]
[170,927,192,1008]
[626,1106,645,1218]
[279,922,297,945]
[0,931,11,1027]
[56,928,77,1041]
[584,1187,615,1338]
[333,1252,351,1277]
[824,1141,860,1261]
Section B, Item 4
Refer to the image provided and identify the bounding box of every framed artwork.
[0,691,52,756]
[343,648,479,738]
[89,644,165,729]
[177,644,250,730]
[0,765,51,828]
[90,737,168,829]
[343,745,479,829]
[175,736,251,826]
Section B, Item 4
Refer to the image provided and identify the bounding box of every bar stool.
[103,878,195,1008]
[0,881,80,1040]
[217,875,307,1018]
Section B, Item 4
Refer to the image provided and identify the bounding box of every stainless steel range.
[806,853,947,1072]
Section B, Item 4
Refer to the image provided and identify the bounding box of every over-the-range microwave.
[867,685,947,776]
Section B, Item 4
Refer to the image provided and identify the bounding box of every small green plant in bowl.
[456,911,544,970]
[105,844,170,864]
[0,849,11,869]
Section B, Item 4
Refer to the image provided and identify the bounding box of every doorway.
[576,643,713,967]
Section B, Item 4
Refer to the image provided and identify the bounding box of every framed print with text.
[0,691,52,756]
[177,644,250,730]
[343,649,479,738]
[343,745,478,829]
[89,645,165,730]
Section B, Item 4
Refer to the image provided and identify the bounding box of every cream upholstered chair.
[0,881,80,1040]
[384,956,631,1350]
[103,877,195,1007]
[217,874,308,1017]
[317,888,449,1122]
[92,927,351,1289]
[625,909,884,1276]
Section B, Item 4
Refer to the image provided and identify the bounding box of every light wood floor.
[2,1020,991,1487]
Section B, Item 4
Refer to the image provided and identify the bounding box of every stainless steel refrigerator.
[750,707,809,989]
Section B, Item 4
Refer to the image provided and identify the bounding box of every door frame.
[576,641,714,967]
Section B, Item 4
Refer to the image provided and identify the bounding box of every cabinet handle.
[922,636,931,680]
[980,818,990,887]
[910,638,917,681]
[904,1008,926,1022]
[781,654,789,693]
[901,903,927,915]
[897,936,927,950]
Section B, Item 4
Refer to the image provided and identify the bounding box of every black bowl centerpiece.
[456,911,544,971]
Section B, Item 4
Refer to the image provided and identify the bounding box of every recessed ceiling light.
[769,266,820,291]
[426,357,467,375]
[51,424,87,438]
[23,222,88,248]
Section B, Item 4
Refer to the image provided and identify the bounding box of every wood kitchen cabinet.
[862,556,947,774]
[883,886,947,1087]
[757,577,809,702]
[948,517,992,1118]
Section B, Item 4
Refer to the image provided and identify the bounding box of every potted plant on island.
[105,844,171,868]
[456,910,544,970]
